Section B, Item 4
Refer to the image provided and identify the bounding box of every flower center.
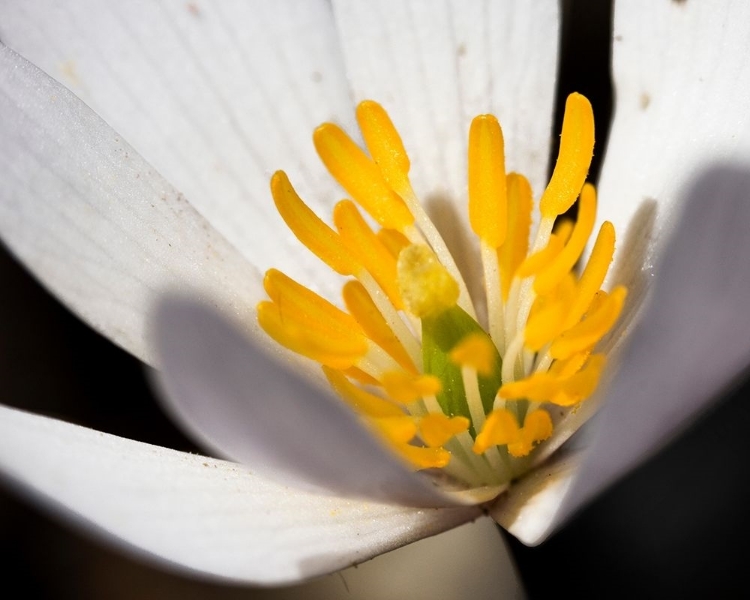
[258,94,626,489]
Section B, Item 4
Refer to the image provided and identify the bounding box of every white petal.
[0,404,480,584]
[153,297,468,508]
[490,450,579,546]
[598,0,750,291]
[496,165,750,544]
[0,0,355,297]
[0,45,260,365]
[331,0,559,210]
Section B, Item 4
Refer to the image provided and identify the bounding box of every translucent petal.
[153,297,467,508]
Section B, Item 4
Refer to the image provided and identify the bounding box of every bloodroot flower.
[2,0,750,592]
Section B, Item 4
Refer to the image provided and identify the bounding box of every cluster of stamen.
[258,94,626,489]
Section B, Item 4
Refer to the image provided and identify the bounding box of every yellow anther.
[419,413,470,448]
[563,221,616,330]
[257,301,367,370]
[500,353,605,405]
[539,93,595,218]
[534,183,597,295]
[342,280,417,373]
[369,415,419,444]
[473,409,515,454]
[261,94,623,481]
[381,371,442,403]
[313,122,414,230]
[554,219,575,245]
[270,171,359,275]
[377,228,410,259]
[343,366,380,386]
[323,366,405,418]
[508,410,553,457]
[524,299,568,352]
[356,100,412,197]
[498,372,560,402]
[468,114,507,248]
[549,350,591,379]
[499,172,532,298]
[516,233,565,279]
[551,286,628,360]
[473,409,552,457]
[263,269,360,337]
[334,200,403,309]
[449,333,496,376]
[395,444,452,470]
[397,244,459,318]
[549,354,606,406]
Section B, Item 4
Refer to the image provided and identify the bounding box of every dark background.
[3,1,750,597]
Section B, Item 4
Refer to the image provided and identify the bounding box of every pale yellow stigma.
[396,244,459,318]
[258,95,625,486]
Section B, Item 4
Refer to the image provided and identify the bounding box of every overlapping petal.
[152,297,479,508]
[0,45,260,365]
[0,404,479,584]
[0,0,355,297]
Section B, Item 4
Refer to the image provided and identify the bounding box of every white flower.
[2,0,750,591]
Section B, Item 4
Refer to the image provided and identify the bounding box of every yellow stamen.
[342,280,417,373]
[550,350,591,378]
[381,371,442,403]
[473,408,552,457]
[257,301,366,369]
[498,353,605,406]
[524,300,568,353]
[334,200,403,309]
[419,413,470,448]
[499,173,532,299]
[549,354,606,406]
[356,100,411,197]
[343,366,380,386]
[524,274,577,351]
[323,367,404,418]
[551,286,628,359]
[313,122,414,230]
[397,244,459,318]
[516,233,565,279]
[534,183,597,295]
[468,115,507,248]
[498,371,560,402]
[539,92,595,218]
[377,228,411,259]
[554,219,575,245]
[264,269,360,337]
[261,94,625,482]
[394,444,452,470]
[270,171,359,275]
[563,221,616,330]
[508,410,553,457]
[369,415,418,444]
[449,333,496,376]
